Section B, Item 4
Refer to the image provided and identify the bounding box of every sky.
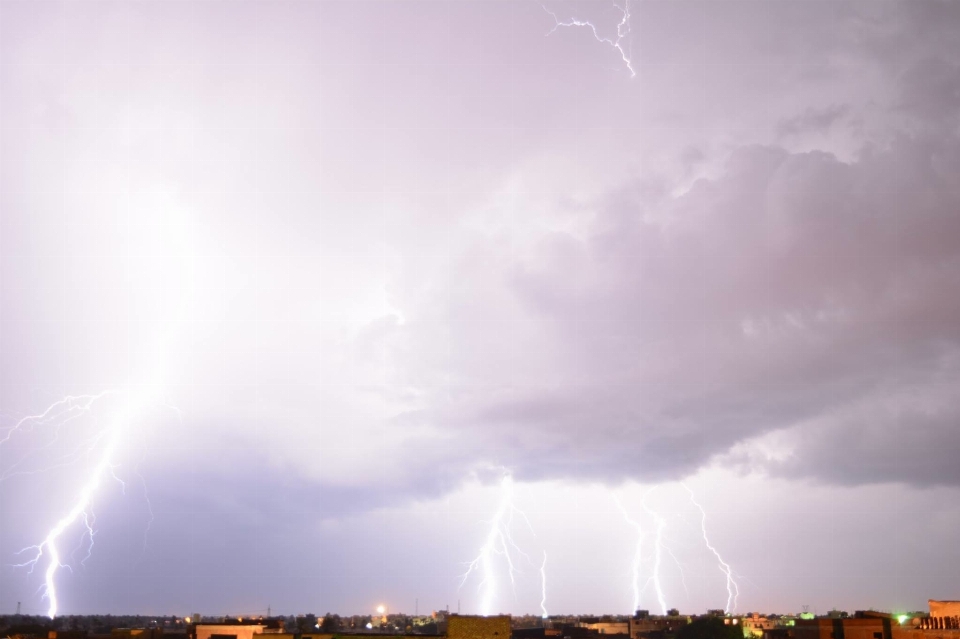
[2,0,960,620]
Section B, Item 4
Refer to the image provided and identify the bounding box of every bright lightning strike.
[459,473,537,615]
[682,483,740,613]
[639,493,668,615]
[5,389,162,618]
[13,431,120,618]
[539,550,549,619]
[543,1,636,77]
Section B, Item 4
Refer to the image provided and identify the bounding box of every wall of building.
[930,605,960,620]
[194,624,265,639]
[795,616,894,639]
[628,617,687,639]
[793,615,960,639]
[112,630,164,639]
[579,624,629,635]
[447,615,511,639]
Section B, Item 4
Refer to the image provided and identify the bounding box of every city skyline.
[2,0,960,619]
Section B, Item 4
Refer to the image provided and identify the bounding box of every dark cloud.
[761,385,960,487]
[385,123,960,489]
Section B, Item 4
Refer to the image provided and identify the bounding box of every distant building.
[577,622,628,636]
[192,622,267,639]
[113,630,163,639]
[742,614,777,638]
[793,610,894,639]
[628,612,687,639]
[793,605,960,639]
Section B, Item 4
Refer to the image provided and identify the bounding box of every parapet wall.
[930,605,960,621]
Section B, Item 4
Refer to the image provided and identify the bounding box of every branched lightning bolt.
[682,483,740,613]
[539,550,549,618]
[76,510,96,567]
[12,428,121,618]
[612,495,642,613]
[0,395,115,481]
[4,389,162,618]
[459,473,537,615]
[0,394,112,448]
[543,1,636,77]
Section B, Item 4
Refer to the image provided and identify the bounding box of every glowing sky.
[2,0,960,618]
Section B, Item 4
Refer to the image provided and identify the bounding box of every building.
[113,630,164,639]
[191,621,283,639]
[927,602,960,627]
[793,610,895,639]
[628,612,688,639]
[742,614,778,638]
[576,621,629,636]
[447,615,511,639]
[793,604,960,639]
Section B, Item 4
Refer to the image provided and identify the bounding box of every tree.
[297,614,318,633]
[321,615,340,632]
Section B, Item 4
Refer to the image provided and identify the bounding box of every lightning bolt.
[75,509,96,567]
[0,393,113,449]
[5,388,162,618]
[539,550,549,618]
[134,449,156,560]
[543,1,636,77]
[459,473,537,615]
[12,427,121,618]
[612,495,642,613]
[639,492,668,615]
[663,543,690,601]
[682,483,740,613]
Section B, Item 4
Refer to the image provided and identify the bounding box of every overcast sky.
[2,0,960,620]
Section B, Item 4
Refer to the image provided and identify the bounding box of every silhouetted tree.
[321,614,340,632]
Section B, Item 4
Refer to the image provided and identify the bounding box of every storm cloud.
[3,0,960,616]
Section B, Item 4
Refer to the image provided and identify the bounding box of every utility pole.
[415,599,418,616]
[268,605,271,618]
[16,602,21,615]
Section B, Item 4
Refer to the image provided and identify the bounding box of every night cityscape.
[3,606,960,639]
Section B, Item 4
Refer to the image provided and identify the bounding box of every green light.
[898,616,909,625]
